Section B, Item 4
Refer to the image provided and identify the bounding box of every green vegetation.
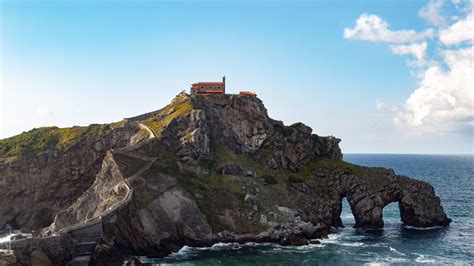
[140,99,193,136]
[298,157,358,177]
[212,145,265,175]
[287,175,303,183]
[212,145,294,185]
[0,124,109,157]
[111,119,127,129]
[112,152,149,178]
[261,174,277,185]
[289,122,303,128]
[173,145,274,234]
[176,170,265,233]
[199,159,214,170]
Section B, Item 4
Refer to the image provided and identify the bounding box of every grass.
[140,99,193,136]
[174,145,275,234]
[289,122,303,128]
[298,157,358,177]
[175,144,322,234]
[0,124,109,157]
[111,120,127,129]
[199,159,214,170]
[176,170,262,233]
[211,145,265,175]
[261,174,277,185]
[287,175,303,183]
[0,94,193,158]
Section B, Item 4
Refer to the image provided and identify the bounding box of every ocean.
[1,154,472,264]
[146,154,474,265]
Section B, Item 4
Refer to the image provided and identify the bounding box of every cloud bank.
[439,11,474,45]
[343,14,434,44]
[345,0,474,134]
[419,0,446,25]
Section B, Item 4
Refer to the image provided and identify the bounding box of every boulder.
[0,92,450,265]
[216,164,244,176]
[31,250,53,266]
[244,170,257,178]
[244,194,257,204]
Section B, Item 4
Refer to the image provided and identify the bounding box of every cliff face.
[0,121,151,231]
[0,92,450,264]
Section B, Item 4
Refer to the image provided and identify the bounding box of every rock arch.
[339,169,451,229]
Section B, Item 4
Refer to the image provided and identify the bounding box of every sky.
[0,0,473,154]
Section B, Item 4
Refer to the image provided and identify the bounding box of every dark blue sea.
[148,154,474,265]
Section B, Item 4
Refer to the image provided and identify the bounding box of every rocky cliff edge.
[0,92,450,265]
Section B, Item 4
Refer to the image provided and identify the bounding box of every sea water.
[0,231,31,244]
[146,154,474,265]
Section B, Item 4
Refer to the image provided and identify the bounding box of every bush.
[199,159,214,169]
[289,122,303,128]
[288,175,303,183]
[261,174,277,185]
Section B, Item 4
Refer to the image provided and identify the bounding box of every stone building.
[190,76,225,94]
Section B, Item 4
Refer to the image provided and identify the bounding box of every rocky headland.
[0,92,451,265]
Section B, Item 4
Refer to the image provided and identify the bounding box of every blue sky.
[1,0,473,154]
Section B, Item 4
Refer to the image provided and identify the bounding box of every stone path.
[61,155,156,265]
[139,123,158,138]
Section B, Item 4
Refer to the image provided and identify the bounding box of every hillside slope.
[0,92,450,265]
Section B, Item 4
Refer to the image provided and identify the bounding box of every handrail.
[56,158,157,235]
[53,123,158,236]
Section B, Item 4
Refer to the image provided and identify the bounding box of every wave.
[161,240,329,260]
[320,233,367,247]
[389,247,406,256]
[0,234,13,244]
[0,231,32,244]
[403,225,444,230]
[365,256,409,265]
[414,253,436,263]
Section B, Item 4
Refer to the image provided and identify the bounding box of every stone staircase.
[62,158,157,265]
[66,223,102,266]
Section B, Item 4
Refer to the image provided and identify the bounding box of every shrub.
[261,174,277,185]
[199,159,214,169]
[288,175,303,183]
[289,122,303,128]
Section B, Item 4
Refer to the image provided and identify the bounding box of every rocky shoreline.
[0,93,451,265]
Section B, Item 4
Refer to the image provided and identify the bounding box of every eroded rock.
[0,93,451,265]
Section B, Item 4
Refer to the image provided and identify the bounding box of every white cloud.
[419,0,446,25]
[390,42,427,60]
[393,46,474,133]
[389,42,428,67]
[344,14,434,43]
[376,99,398,112]
[439,11,474,45]
[346,4,474,135]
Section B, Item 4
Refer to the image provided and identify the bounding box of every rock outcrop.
[0,92,450,265]
[0,121,151,232]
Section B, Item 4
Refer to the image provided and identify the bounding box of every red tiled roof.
[191,82,224,86]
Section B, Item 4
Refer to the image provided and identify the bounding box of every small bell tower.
[223,75,226,93]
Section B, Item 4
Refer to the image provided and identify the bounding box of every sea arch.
[337,170,451,229]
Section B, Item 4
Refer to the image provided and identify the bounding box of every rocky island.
[0,92,451,265]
